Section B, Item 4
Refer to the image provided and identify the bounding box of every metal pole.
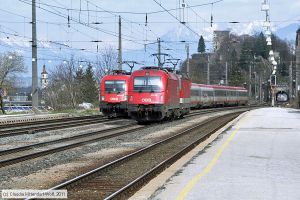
[118,15,122,70]
[32,0,38,111]
[259,74,262,103]
[289,61,293,99]
[249,63,252,99]
[158,38,161,67]
[225,61,228,85]
[254,72,257,101]
[207,54,210,84]
[296,31,300,107]
[271,87,275,107]
[186,43,189,76]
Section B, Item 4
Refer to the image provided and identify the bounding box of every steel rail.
[1,106,255,168]
[0,121,136,156]
[42,111,245,200]
[0,117,115,138]
[0,124,144,168]
[105,113,240,199]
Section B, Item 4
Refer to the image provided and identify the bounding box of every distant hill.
[275,23,300,41]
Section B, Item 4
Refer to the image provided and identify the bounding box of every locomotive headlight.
[101,96,105,101]
[124,95,128,101]
[129,95,133,102]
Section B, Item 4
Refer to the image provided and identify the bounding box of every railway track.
[0,106,255,138]
[43,110,244,200]
[0,106,253,169]
[188,105,261,117]
[0,115,114,138]
[0,122,142,168]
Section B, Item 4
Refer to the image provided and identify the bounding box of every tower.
[41,64,48,89]
[40,64,48,106]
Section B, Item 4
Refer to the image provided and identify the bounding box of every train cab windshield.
[134,76,162,92]
[105,80,126,93]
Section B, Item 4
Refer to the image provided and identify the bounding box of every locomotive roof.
[112,69,131,75]
[192,83,247,91]
[101,73,130,81]
[133,67,180,80]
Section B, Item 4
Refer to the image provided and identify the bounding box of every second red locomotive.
[99,70,130,117]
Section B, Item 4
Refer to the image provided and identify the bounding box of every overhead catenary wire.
[17,0,152,47]
[0,0,227,66]
[0,1,171,67]
[152,0,201,38]
[17,0,224,15]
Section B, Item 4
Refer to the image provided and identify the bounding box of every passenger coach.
[190,84,248,108]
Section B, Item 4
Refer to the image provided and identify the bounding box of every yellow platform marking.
[176,112,250,200]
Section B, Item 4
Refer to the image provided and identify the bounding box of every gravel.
[0,109,246,190]
[0,118,133,150]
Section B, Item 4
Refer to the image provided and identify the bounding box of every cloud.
[203,24,219,40]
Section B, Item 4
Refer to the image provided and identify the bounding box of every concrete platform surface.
[151,108,300,200]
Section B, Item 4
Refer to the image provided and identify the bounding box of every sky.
[0,0,299,76]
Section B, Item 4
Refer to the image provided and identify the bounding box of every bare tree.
[45,58,79,110]
[95,46,118,84]
[0,52,26,114]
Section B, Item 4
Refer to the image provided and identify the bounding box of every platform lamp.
[265,30,271,36]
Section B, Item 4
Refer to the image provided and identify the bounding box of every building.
[41,64,49,89]
[213,30,230,52]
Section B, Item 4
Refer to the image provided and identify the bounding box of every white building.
[41,64,48,89]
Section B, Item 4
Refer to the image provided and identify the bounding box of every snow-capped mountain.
[1,22,298,82]
[275,23,299,41]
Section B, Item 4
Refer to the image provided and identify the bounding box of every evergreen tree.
[198,35,206,53]
[239,38,253,71]
[75,67,85,103]
[229,49,243,86]
[253,32,268,59]
[82,64,98,103]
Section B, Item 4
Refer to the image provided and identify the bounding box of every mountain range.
[275,23,299,41]
[1,22,299,84]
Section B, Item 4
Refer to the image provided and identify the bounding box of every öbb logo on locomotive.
[142,98,152,102]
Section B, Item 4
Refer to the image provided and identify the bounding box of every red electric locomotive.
[99,70,130,117]
[128,67,191,122]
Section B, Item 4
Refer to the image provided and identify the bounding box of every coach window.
[191,89,198,96]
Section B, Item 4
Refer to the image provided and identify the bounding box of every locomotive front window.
[134,76,162,92]
[105,80,125,93]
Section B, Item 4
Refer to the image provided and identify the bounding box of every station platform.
[0,113,70,125]
[132,107,300,200]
